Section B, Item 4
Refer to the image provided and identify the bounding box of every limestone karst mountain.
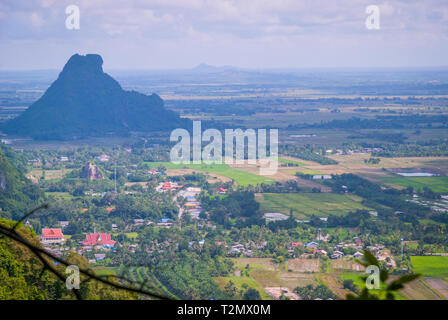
[2,54,189,140]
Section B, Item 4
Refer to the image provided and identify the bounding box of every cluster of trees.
[0,145,45,220]
[349,132,407,144]
[267,214,298,231]
[280,145,338,165]
[42,177,115,195]
[201,191,261,227]
[147,252,233,300]
[309,115,448,130]
[376,140,448,157]
[243,180,302,193]
[294,284,338,300]
[364,157,381,164]
[111,193,178,221]
[307,174,448,253]
[309,210,372,229]
[342,279,360,294]
[325,174,429,218]
[223,281,262,300]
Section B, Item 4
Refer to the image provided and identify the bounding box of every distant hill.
[191,63,239,73]
[2,54,189,140]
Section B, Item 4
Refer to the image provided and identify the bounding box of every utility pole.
[401,238,404,258]
[318,228,321,247]
[114,164,117,193]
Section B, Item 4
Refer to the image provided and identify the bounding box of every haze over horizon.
[0,0,447,70]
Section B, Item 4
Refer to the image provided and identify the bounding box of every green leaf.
[387,282,404,291]
[385,292,395,300]
[346,293,357,300]
[354,257,368,267]
[387,274,420,291]
[380,269,388,283]
[395,274,421,284]
[362,250,379,267]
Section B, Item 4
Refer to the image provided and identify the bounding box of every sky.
[0,0,447,70]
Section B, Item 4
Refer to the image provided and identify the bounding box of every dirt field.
[233,258,281,272]
[328,154,448,176]
[264,287,300,300]
[278,272,316,289]
[251,270,283,288]
[424,278,448,299]
[276,169,332,191]
[398,279,443,300]
[319,274,352,299]
[287,258,319,272]
[124,182,148,187]
[281,153,448,184]
[30,168,73,180]
[331,260,365,272]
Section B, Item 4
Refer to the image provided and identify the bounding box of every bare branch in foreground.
[0,205,172,300]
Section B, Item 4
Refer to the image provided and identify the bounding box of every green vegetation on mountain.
[2,54,188,140]
[0,144,44,220]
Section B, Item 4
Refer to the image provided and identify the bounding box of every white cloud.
[0,0,447,69]
[30,12,44,28]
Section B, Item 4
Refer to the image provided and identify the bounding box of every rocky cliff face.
[81,163,104,180]
[0,172,7,191]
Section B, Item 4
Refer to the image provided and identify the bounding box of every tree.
[243,288,261,300]
[342,279,359,294]
[224,280,237,297]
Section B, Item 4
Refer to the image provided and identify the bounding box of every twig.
[0,206,172,300]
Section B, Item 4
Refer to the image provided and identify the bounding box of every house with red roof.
[148,168,160,175]
[217,187,228,194]
[82,233,116,248]
[160,181,182,191]
[41,228,65,245]
[97,154,110,162]
[105,207,115,214]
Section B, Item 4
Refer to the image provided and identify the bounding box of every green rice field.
[144,161,274,186]
[379,176,448,193]
[278,157,306,167]
[257,193,371,218]
[410,256,448,277]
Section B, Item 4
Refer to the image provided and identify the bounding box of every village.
[19,145,446,300]
[37,175,396,269]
